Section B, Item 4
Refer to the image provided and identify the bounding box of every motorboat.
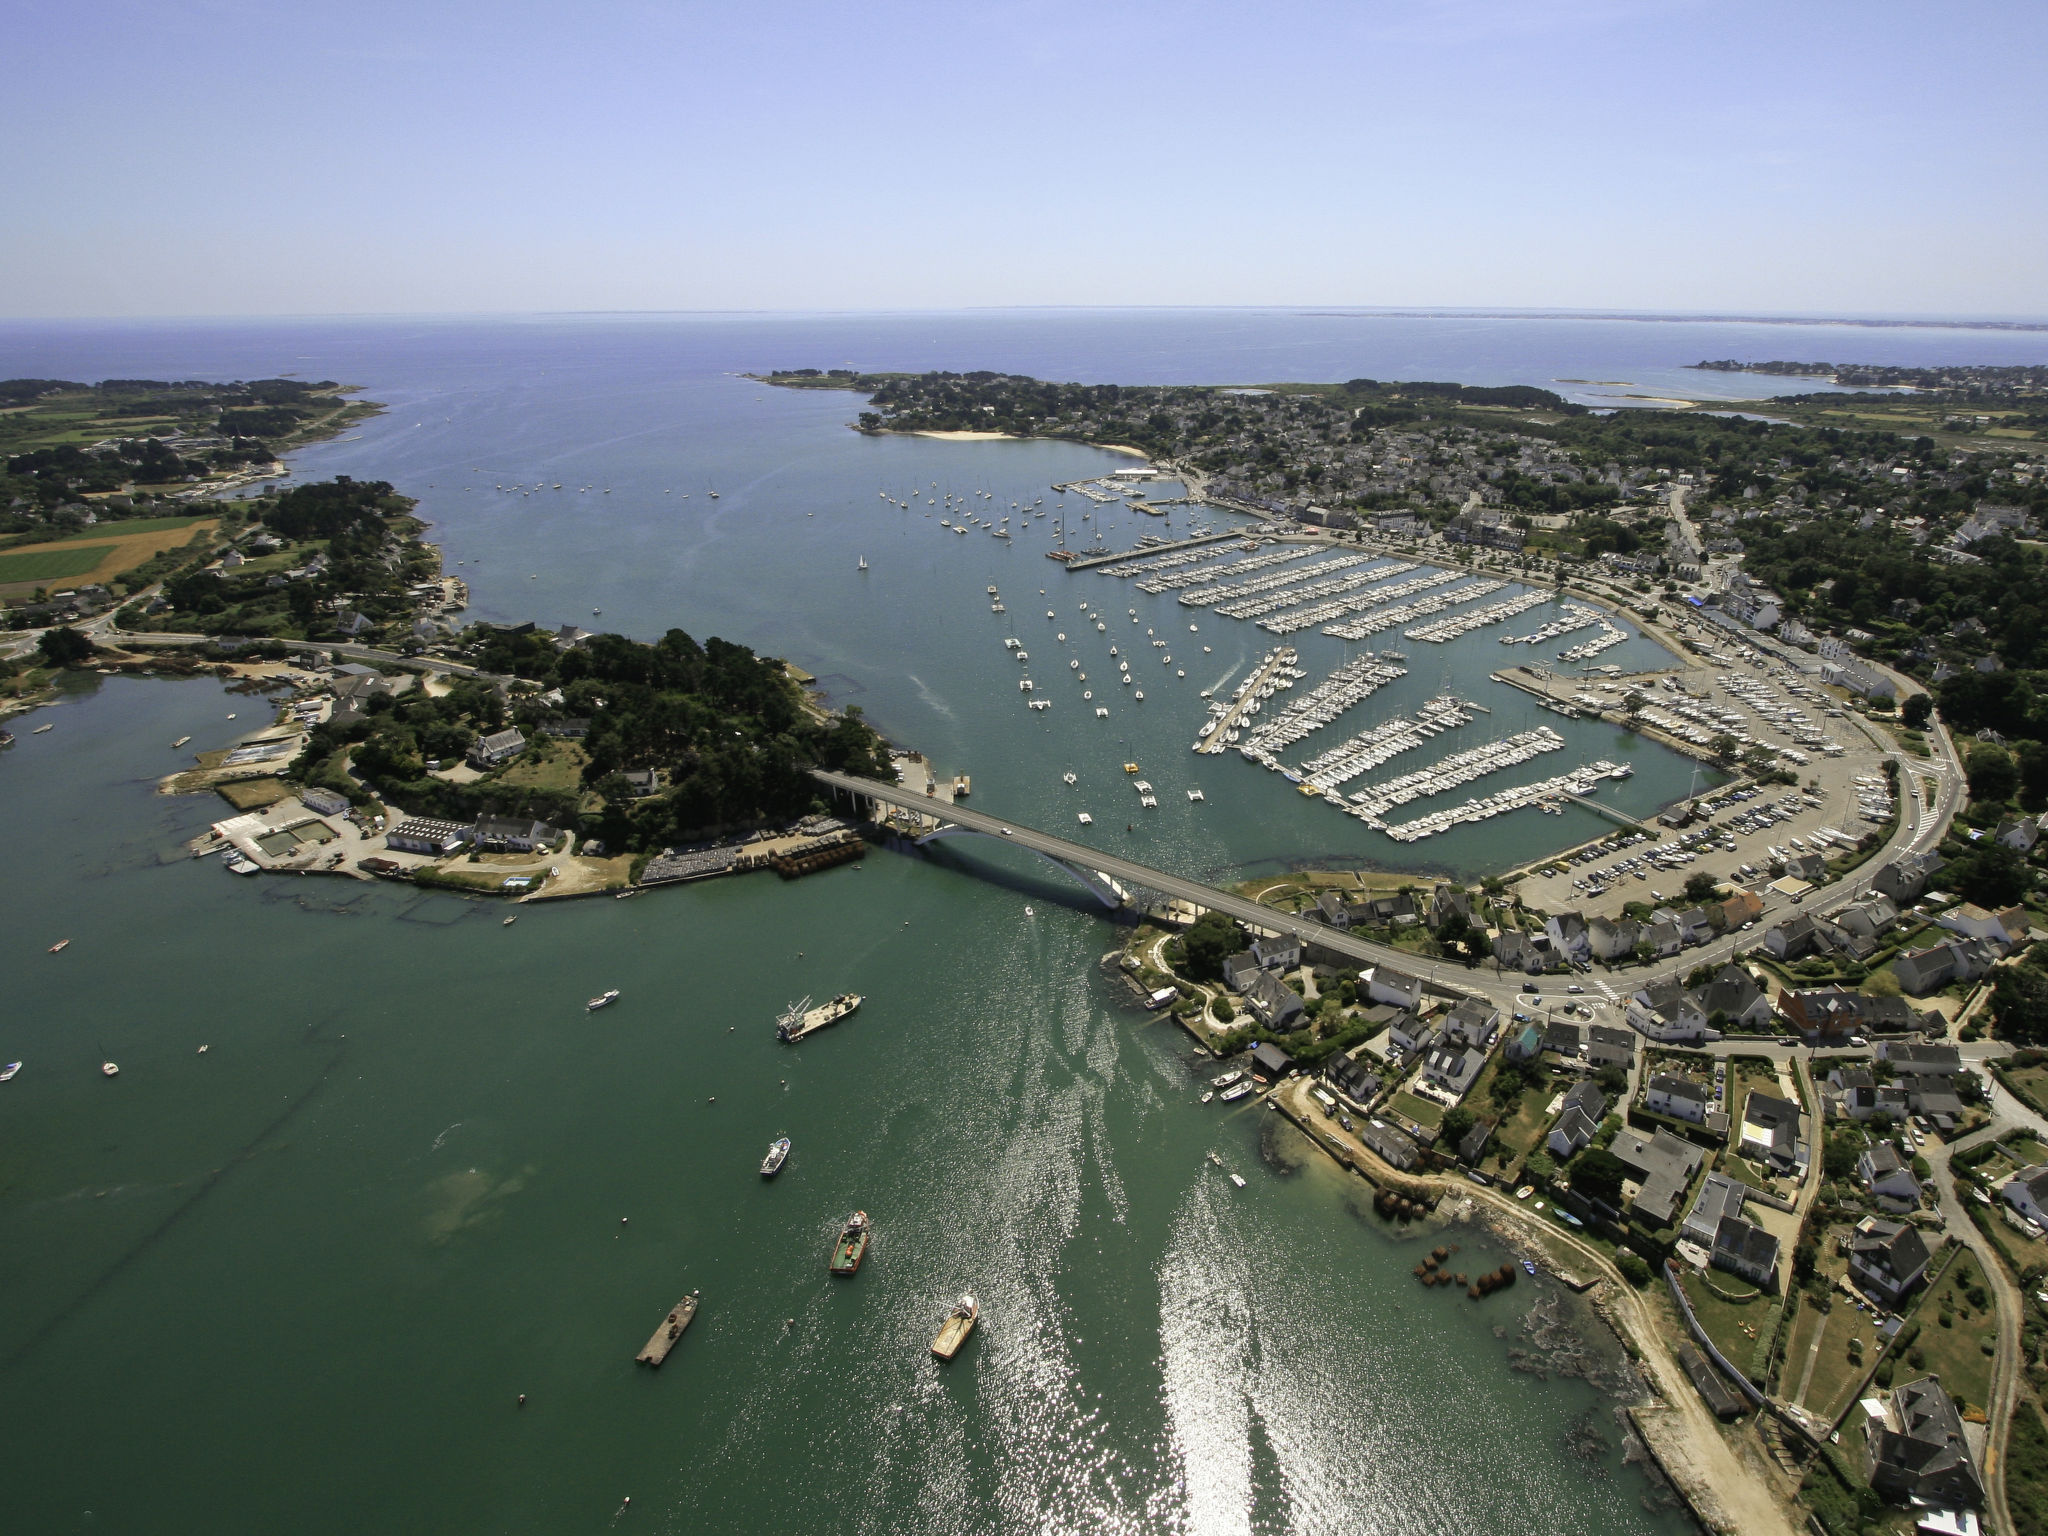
[587,989,621,1012]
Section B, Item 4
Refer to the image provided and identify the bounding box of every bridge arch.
[912,825,1124,908]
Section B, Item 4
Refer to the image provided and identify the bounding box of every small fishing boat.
[829,1210,871,1275]
[587,989,621,1012]
[503,915,516,926]
[101,1061,119,1078]
[172,736,191,749]
[930,1295,978,1360]
[1199,1090,1214,1103]
[1228,1173,1246,1188]
[1219,1082,1253,1103]
[48,939,69,954]
[1211,1070,1245,1090]
[0,1062,20,1082]
[32,723,54,734]
[760,1137,792,1177]
[1521,1259,1538,1276]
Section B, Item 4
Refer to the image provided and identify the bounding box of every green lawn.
[1388,1090,1444,1129]
[1676,1273,1773,1382]
[1800,1301,1888,1424]
[0,543,117,582]
[494,739,587,794]
[1902,1250,1996,1413]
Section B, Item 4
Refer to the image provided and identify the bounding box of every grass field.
[215,777,294,811]
[0,518,217,598]
[1905,1250,1996,1412]
[1388,1090,1444,1129]
[20,515,212,544]
[0,544,118,583]
[494,739,586,793]
[1677,1273,1774,1382]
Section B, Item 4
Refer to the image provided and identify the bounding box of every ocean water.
[6,308,2018,1532]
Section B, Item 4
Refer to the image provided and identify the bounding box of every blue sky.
[2,0,2041,317]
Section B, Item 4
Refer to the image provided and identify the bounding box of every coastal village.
[8,362,2048,1536]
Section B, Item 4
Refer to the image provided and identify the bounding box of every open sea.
[3,310,2038,1533]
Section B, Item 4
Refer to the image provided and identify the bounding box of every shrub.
[1615,1251,1651,1287]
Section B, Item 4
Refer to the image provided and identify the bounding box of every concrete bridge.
[809,767,1492,995]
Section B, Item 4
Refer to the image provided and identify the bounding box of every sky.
[2,0,2043,319]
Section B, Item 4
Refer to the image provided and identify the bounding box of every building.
[1427,883,1472,934]
[385,818,472,856]
[1829,1067,1879,1119]
[1250,1041,1296,1079]
[1858,1142,1922,1210]
[1695,966,1772,1031]
[1243,970,1305,1030]
[1995,816,2039,853]
[1739,1092,1802,1174]
[1893,938,1998,997]
[1765,913,1819,960]
[1543,1020,1585,1060]
[1357,1119,1418,1171]
[1443,997,1501,1052]
[1608,1126,1705,1225]
[1864,1376,1984,1510]
[1223,952,1262,994]
[1848,1217,1931,1306]
[300,785,350,817]
[1588,915,1640,962]
[1778,987,1937,1040]
[1678,1343,1747,1421]
[1323,1053,1381,1107]
[1785,849,1830,885]
[1422,1040,1484,1101]
[2000,1165,2048,1228]
[467,727,528,769]
[1874,851,1945,906]
[1644,1072,1712,1124]
[1362,966,1425,1011]
[1250,932,1302,971]
[1712,1215,1782,1288]
[1545,911,1591,967]
[1682,1171,1750,1248]
[473,815,558,854]
[1585,1024,1635,1071]
[1936,903,2026,949]
[1547,1081,1607,1158]
[1627,978,1706,1043]
[1717,890,1764,931]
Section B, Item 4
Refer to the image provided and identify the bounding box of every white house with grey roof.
[2002,1164,2048,1229]
[1645,1072,1711,1125]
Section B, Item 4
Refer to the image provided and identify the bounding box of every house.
[539,717,592,739]
[1712,1215,1782,1288]
[1785,850,1829,884]
[1848,1217,1932,1305]
[1937,903,2026,949]
[2000,1165,2048,1228]
[1644,916,1684,958]
[1443,997,1501,1052]
[1996,816,2039,853]
[1243,970,1306,1030]
[300,785,350,817]
[1830,1068,1879,1119]
[1323,1053,1381,1107]
[553,624,595,650]
[1427,882,1472,934]
[1504,1022,1544,1063]
[1362,966,1425,1011]
[1874,852,1945,906]
[473,815,558,854]
[1678,1343,1747,1421]
[1223,952,1262,994]
[1586,1025,1635,1070]
[1250,932,1303,971]
[1717,890,1764,931]
[1899,1074,1967,1122]
[1545,911,1591,967]
[1608,1126,1706,1225]
[1682,1171,1750,1248]
[1547,1081,1608,1158]
[1492,929,1547,974]
[1859,1142,1922,1210]
[385,817,472,856]
[1864,1376,1984,1510]
[1739,1091,1803,1174]
[1388,1013,1431,1057]
[1830,894,1902,955]
[1358,1119,1419,1171]
[1695,966,1773,1031]
[1588,915,1639,962]
[1422,1040,1484,1101]
[1645,1072,1711,1124]
[1878,1042,1964,1076]
[467,727,528,769]
[1315,890,1352,929]
[1765,913,1819,960]
[1250,1041,1296,1079]
[1778,987,1938,1040]
[1892,943,1960,996]
[1457,1117,1493,1165]
[619,769,660,798]
[1675,907,1715,946]
[1543,1020,1585,1060]
[334,609,374,638]
[1627,978,1707,1043]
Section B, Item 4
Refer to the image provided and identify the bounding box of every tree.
[1570,1146,1629,1206]
[2018,738,2048,813]
[1682,872,1721,904]
[1901,693,1933,730]
[36,625,94,667]
[1709,732,1740,764]
[1966,742,2018,805]
[1615,1251,1652,1287]
[1948,843,2030,909]
[1213,995,1236,1024]
[1440,1107,1476,1149]
[1990,965,2048,1046]
[1180,911,1246,983]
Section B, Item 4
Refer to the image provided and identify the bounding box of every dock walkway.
[1062,531,1245,572]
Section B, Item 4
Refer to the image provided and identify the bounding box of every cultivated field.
[0,516,216,599]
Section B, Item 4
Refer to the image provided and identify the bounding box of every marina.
[1257,567,1461,634]
[1342,727,1570,823]
[1213,557,1409,620]
[1291,695,1476,790]
[1321,578,1505,639]
[1404,587,1553,643]
[1178,551,1360,608]
[1191,645,1299,754]
[1233,653,1409,761]
[1375,759,1633,842]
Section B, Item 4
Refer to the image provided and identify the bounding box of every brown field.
[0,517,217,600]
